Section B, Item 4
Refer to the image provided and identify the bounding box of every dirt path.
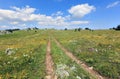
[54,38,106,79]
[45,39,57,79]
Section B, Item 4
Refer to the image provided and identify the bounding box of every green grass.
[51,40,96,79]
[52,30,120,79]
[0,29,120,79]
[0,30,47,79]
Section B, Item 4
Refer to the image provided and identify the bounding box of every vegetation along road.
[53,38,105,79]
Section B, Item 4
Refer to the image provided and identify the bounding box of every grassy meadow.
[52,30,120,79]
[51,40,96,79]
[0,29,120,79]
[0,30,48,79]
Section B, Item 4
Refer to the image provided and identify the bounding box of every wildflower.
[95,48,98,52]
[23,54,28,57]
[56,64,70,78]
[76,76,81,79]
[70,65,76,71]
[7,62,10,64]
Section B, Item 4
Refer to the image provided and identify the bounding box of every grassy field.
[51,40,96,79]
[0,29,120,79]
[52,30,120,79]
[0,30,47,79]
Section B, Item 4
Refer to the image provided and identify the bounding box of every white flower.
[23,54,28,57]
[76,76,81,79]
[70,65,76,71]
[56,64,70,78]
[7,61,10,64]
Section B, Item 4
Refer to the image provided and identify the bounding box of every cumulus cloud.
[0,6,37,22]
[11,5,36,14]
[68,3,95,18]
[0,5,90,29]
[107,1,120,8]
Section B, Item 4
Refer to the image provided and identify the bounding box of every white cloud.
[0,17,3,20]
[70,21,89,25]
[0,25,8,28]
[10,21,19,25]
[107,1,120,8]
[0,6,90,29]
[52,11,63,16]
[68,3,96,18]
[11,5,36,14]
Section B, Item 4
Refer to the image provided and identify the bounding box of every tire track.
[45,39,57,79]
[54,38,106,79]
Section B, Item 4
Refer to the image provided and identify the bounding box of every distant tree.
[27,28,31,31]
[65,28,67,30]
[5,29,13,33]
[12,29,20,31]
[85,27,90,30]
[115,25,120,30]
[78,28,81,31]
[113,27,116,30]
[33,27,39,30]
[5,29,20,33]
[112,25,120,31]
[74,28,77,32]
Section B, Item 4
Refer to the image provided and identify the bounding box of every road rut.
[54,38,106,79]
[45,40,57,79]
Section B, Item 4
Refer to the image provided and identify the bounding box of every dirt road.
[54,38,106,79]
[45,40,57,79]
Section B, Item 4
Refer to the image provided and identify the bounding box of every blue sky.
[0,0,120,30]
